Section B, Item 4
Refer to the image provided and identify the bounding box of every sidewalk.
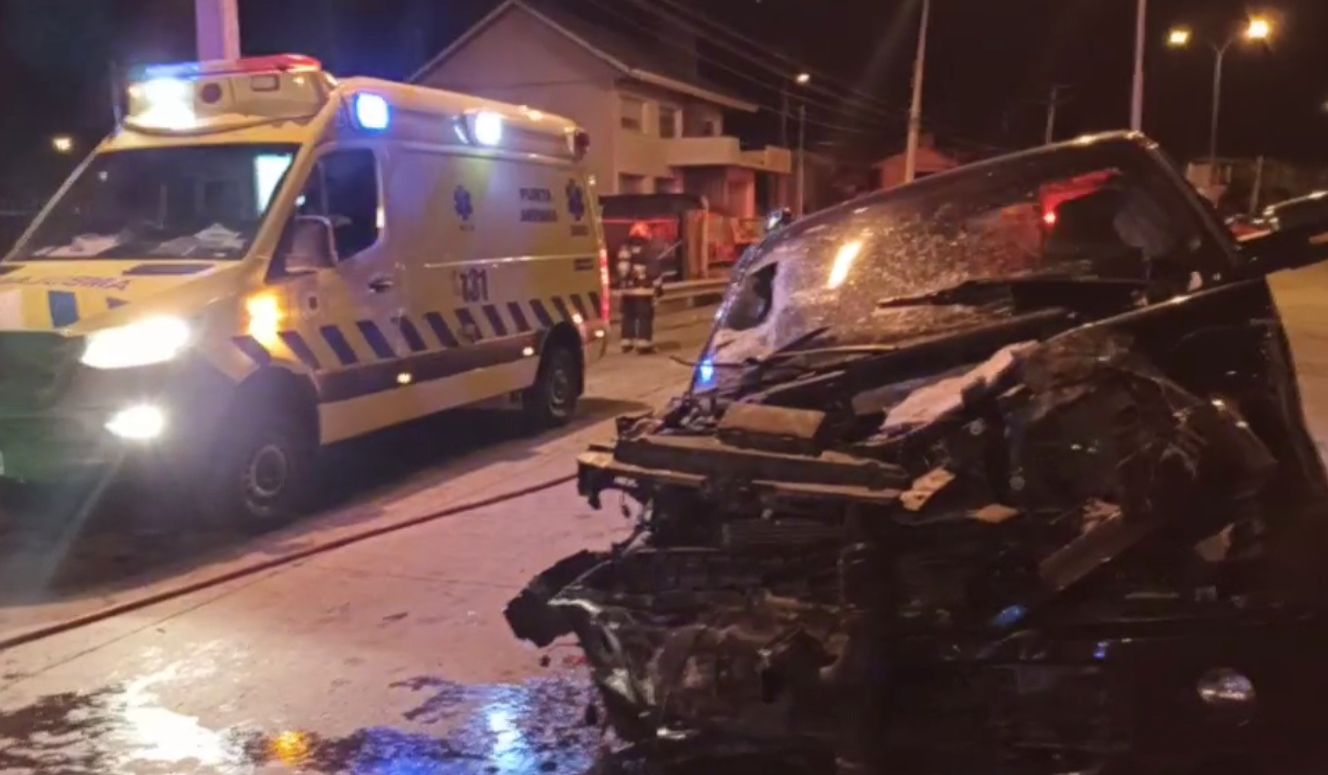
[605,302,717,357]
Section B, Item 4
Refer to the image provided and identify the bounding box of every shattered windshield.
[10,144,298,261]
[705,146,1201,375]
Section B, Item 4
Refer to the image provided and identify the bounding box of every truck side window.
[298,150,380,260]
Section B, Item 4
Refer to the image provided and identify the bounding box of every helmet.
[767,208,795,231]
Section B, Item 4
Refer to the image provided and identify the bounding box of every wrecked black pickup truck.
[507,133,1328,774]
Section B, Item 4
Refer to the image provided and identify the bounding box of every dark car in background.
[1262,191,1328,234]
[509,133,1328,774]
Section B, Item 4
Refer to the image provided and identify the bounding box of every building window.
[618,174,647,194]
[702,119,718,137]
[658,105,680,138]
[619,95,644,132]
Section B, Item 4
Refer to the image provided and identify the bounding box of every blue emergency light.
[353,93,391,131]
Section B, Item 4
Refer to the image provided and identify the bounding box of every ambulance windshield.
[12,143,299,261]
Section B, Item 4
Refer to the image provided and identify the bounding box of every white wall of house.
[416,5,777,199]
[611,82,727,193]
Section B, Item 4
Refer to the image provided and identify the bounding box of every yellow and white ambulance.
[0,54,609,522]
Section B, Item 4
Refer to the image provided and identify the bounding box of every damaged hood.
[508,134,1328,773]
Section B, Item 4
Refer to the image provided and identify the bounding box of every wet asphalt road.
[0,308,715,775]
[11,257,1328,775]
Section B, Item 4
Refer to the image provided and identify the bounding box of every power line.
[594,0,1012,155]
[647,0,906,118]
[622,0,906,123]
[571,0,902,133]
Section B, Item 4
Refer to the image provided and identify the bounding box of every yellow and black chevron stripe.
[231,291,602,402]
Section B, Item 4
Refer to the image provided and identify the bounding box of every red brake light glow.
[140,54,322,81]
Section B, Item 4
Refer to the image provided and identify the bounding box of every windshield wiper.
[752,325,834,363]
[878,274,1148,310]
[877,278,1015,309]
[694,326,836,378]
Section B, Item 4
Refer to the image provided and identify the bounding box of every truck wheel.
[204,405,315,528]
[523,342,579,428]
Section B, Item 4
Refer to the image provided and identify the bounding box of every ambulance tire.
[523,340,580,429]
[204,399,316,528]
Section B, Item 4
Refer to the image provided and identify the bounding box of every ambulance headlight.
[106,404,166,441]
[81,317,192,370]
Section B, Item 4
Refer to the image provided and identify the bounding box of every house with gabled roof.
[411,0,792,217]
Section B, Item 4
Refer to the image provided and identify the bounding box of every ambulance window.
[299,150,380,260]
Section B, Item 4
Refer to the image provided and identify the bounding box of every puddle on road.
[0,674,600,774]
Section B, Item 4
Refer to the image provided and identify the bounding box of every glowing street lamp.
[1167,27,1193,48]
[51,135,74,154]
[794,72,811,86]
[1166,16,1275,183]
[1245,16,1273,41]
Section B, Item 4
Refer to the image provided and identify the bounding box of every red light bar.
[139,54,322,81]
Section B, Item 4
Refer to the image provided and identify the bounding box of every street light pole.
[780,87,789,149]
[790,72,810,216]
[903,0,931,184]
[1131,0,1147,131]
[1168,17,1272,187]
[1208,44,1228,183]
[1044,85,1062,145]
[797,103,807,217]
[195,0,241,60]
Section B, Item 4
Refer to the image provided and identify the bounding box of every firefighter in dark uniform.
[617,221,666,353]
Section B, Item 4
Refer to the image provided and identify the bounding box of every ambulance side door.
[279,146,407,420]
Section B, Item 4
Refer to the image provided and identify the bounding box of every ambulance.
[0,54,610,523]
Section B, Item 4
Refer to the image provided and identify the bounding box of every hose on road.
[0,472,577,653]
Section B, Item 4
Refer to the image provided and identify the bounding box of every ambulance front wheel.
[204,391,317,527]
[524,340,580,428]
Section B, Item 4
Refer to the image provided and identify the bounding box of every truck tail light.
[598,247,612,322]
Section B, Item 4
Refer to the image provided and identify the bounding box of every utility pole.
[195,0,241,60]
[903,0,931,184]
[796,104,807,216]
[1249,155,1265,215]
[1208,44,1228,183]
[1131,0,1146,131]
[1042,85,1070,145]
[781,87,789,148]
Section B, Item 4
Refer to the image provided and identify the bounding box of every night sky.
[0,0,1324,204]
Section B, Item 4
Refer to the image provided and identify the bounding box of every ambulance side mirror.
[275,215,337,277]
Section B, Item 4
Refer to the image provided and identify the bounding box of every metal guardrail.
[609,277,729,320]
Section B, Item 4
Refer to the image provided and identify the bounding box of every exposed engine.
[509,326,1328,774]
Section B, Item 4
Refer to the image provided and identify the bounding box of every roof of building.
[409,0,757,112]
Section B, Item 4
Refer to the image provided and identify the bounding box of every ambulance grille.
[0,332,81,411]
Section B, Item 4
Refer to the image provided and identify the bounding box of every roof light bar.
[140,54,322,81]
[137,77,196,130]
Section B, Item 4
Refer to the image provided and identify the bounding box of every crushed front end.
[508,136,1328,774]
